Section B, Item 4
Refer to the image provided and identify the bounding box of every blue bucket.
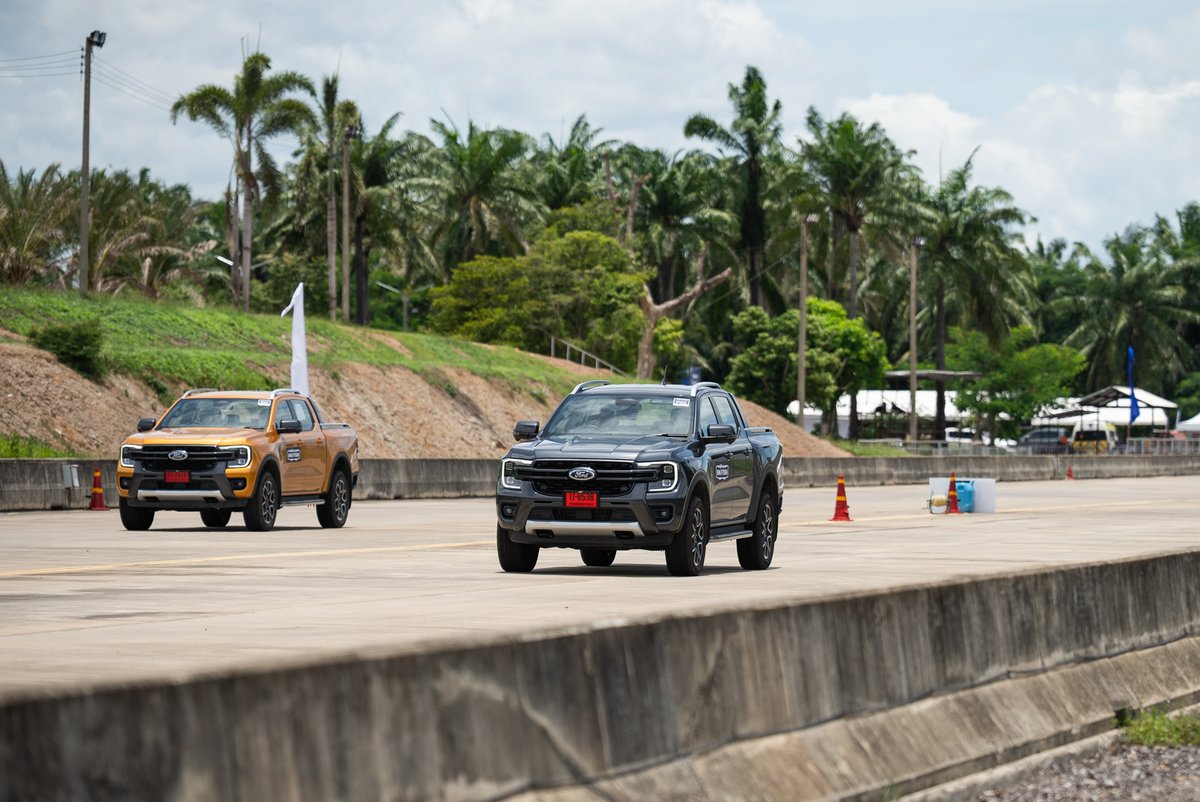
[955,480,975,513]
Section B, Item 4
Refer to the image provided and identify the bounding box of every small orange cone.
[87,467,109,511]
[1066,464,1075,481]
[946,472,962,515]
[829,474,852,521]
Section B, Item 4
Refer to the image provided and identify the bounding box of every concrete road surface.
[1,476,1196,698]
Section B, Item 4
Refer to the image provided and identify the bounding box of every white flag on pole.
[280,283,309,396]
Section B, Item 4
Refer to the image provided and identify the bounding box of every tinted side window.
[710,395,739,429]
[289,399,316,432]
[698,397,719,435]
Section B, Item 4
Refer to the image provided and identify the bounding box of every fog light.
[652,506,673,522]
[500,503,516,519]
[118,477,130,489]
[230,478,247,491]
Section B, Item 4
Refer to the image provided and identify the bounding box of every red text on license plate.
[564,491,598,508]
[165,470,189,483]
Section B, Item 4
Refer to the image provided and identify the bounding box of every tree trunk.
[847,229,859,439]
[241,151,252,314]
[935,279,947,440]
[326,171,337,320]
[354,215,369,326]
[635,247,729,379]
[747,248,760,308]
[225,185,240,308]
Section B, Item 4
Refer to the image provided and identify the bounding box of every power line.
[0,58,78,71]
[0,70,78,79]
[93,55,175,104]
[0,49,76,62]
[91,73,172,112]
[92,63,173,108]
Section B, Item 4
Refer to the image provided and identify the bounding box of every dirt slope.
[0,340,848,459]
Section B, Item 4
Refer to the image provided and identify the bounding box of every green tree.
[533,114,608,211]
[948,326,1085,440]
[918,155,1031,436]
[171,52,316,311]
[1065,228,1198,391]
[684,65,783,308]
[726,300,887,426]
[0,161,72,287]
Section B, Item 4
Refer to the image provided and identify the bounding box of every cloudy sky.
[2,0,1197,250]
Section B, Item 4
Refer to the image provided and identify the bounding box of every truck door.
[275,399,327,494]
[710,394,753,523]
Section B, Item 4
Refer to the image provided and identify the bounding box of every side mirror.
[137,417,156,432]
[703,424,736,444]
[513,420,540,442]
[277,418,303,434]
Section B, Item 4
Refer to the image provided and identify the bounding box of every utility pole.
[909,238,924,443]
[796,213,819,433]
[79,30,106,294]
[340,123,359,322]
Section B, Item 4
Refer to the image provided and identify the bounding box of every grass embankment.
[1121,709,1200,746]
[0,288,584,402]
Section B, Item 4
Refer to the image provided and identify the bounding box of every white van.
[1070,421,1118,453]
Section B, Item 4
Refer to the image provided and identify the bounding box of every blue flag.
[1127,345,1140,424]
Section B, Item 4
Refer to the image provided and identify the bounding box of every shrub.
[31,319,107,380]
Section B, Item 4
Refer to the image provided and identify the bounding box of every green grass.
[0,287,592,400]
[0,435,75,458]
[823,437,908,457]
[1121,708,1200,746]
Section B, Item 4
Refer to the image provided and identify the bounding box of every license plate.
[165,470,189,483]
[564,491,598,508]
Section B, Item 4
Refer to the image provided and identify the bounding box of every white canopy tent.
[788,390,962,438]
[1177,412,1200,433]
[1030,386,1178,430]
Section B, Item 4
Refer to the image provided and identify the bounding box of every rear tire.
[316,469,351,528]
[119,497,154,531]
[666,496,708,576]
[737,488,778,570]
[580,548,616,567]
[200,509,231,528]
[243,470,279,532]
[497,525,539,572]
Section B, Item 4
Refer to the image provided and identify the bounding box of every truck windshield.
[543,395,693,438]
[158,398,271,429]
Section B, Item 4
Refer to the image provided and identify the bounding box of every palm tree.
[0,161,73,287]
[684,66,783,308]
[307,75,361,319]
[801,108,917,437]
[1066,228,1197,392]
[171,52,315,311]
[918,155,1032,436]
[421,118,543,277]
[533,114,608,211]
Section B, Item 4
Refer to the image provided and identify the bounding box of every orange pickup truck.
[117,388,359,532]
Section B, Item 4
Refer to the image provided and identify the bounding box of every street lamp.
[79,30,106,294]
[796,213,820,432]
[909,237,925,443]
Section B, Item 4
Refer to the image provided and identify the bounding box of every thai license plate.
[564,491,598,508]
[165,470,189,483]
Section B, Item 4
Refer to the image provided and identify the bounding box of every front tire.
[316,469,351,528]
[119,497,154,531]
[243,470,279,532]
[580,548,616,567]
[737,488,778,570]
[497,525,539,572]
[666,496,708,576]
[200,509,231,528]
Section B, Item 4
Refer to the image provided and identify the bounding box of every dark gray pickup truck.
[495,380,784,576]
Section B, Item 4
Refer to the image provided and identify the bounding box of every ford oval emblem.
[168,449,189,461]
[568,466,596,482]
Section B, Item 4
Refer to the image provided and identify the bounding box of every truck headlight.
[644,462,679,493]
[120,445,141,468]
[226,446,251,468]
[500,458,531,490]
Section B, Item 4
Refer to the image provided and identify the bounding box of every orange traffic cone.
[87,467,109,511]
[1066,464,1075,480]
[945,471,962,515]
[829,474,852,521]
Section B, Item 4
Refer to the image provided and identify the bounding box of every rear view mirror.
[513,420,540,442]
[702,424,736,443]
[277,419,303,434]
[136,417,156,432]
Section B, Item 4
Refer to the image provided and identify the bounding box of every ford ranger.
[117,388,359,532]
[495,380,783,576]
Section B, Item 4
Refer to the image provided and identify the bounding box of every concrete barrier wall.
[2,455,1198,512]
[4,552,1200,801]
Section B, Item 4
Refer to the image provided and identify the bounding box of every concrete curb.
[3,551,1200,801]
[3,455,1199,512]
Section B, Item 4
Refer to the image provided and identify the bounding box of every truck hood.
[125,428,261,446]
[521,434,682,461]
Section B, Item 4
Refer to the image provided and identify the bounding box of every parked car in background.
[1071,422,1119,454]
[1018,427,1072,454]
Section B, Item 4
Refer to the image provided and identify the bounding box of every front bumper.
[118,464,254,510]
[496,483,688,550]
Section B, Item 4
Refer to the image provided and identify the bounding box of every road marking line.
[0,541,494,578]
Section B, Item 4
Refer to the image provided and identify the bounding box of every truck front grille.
[139,445,242,473]
[517,460,657,497]
[527,508,638,522]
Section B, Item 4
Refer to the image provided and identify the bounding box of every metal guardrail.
[858,436,1200,457]
[1125,438,1200,456]
[548,336,626,376]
